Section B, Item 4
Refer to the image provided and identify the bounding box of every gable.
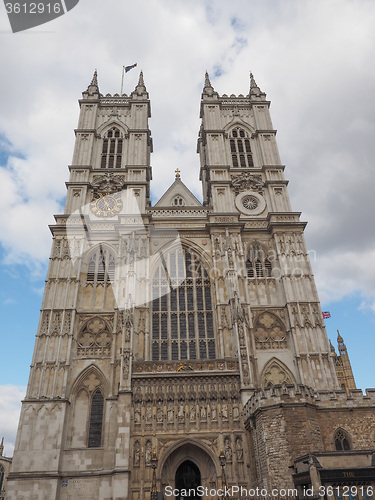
[154,178,202,207]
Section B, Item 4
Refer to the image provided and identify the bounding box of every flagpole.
[121,66,125,95]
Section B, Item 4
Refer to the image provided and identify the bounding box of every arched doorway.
[159,441,219,499]
[175,460,201,499]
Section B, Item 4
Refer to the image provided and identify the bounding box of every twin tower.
[6,71,374,500]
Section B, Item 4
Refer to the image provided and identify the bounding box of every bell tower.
[198,72,339,394]
[7,71,153,500]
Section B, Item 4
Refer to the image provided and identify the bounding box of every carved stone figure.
[189,404,196,422]
[235,436,244,462]
[145,440,152,466]
[134,405,141,424]
[167,404,174,423]
[133,440,140,467]
[224,437,232,463]
[156,406,163,423]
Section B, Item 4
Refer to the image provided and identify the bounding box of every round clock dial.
[90,192,123,217]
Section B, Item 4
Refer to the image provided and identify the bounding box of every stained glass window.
[151,248,215,360]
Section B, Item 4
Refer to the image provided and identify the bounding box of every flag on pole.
[124,63,137,73]
[322,311,331,319]
[121,64,137,95]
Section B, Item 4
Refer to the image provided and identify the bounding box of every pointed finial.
[249,71,264,97]
[329,339,336,353]
[204,71,212,89]
[337,329,344,342]
[132,70,147,96]
[175,168,181,179]
[202,71,217,97]
[0,437,4,456]
[138,70,145,87]
[90,69,98,87]
[85,69,99,96]
[250,72,257,89]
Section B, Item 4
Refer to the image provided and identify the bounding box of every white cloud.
[0,0,374,311]
[0,386,25,457]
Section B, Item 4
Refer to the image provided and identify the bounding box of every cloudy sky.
[0,0,374,456]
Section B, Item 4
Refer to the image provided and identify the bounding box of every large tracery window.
[100,127,123,169]
[230,127,254,168]
[152,248,215,361]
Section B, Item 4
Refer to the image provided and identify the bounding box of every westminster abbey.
[5,72,375,500]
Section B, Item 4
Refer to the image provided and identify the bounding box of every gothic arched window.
[172,195,186,207]
[100,127,123,169]
[230,127,254,168]
[334,429,351,451]
[152,248,215,361]
[246,244,272,278]
[86,247,116,285]
[88,389,104,448]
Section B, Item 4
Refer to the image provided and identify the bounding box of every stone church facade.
[6,72,375,499]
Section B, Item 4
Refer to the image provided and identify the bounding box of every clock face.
[90,192,123,217]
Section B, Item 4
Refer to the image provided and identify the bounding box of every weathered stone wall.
[245,386,375,489]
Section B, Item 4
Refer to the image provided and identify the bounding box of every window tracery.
[152,248,215,361]
[230,127,254,168]
[86,247,116,285]
[254,312,287,349]
[334,429,351,451]
[246,244,272,278]
[77,317,112,357]
[100,127,123,169]
[261,358,295,388]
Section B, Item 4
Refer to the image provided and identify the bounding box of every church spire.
[0,436,4,456]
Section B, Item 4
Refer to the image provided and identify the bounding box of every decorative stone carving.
[224,436,232,463]
[77,317,112,357]
[133,440,141,467]
[261,359,295,387]
[91,172,125,194]
[254,312,287,349]
[145,440,152,467]
[231,172,264,194]
[235,436,244,462]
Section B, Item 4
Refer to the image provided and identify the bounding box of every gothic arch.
[150,244,216,361]
[69,364,109,399]
[67,365,108,448]
[253,311,287,349]
[158,439,221,485]
[224,119,255,136]
[333,427,352,451]
[82,244,118,284]
[260,357,296,388]
[97,120,129,138]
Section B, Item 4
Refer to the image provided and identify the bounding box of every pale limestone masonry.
[6,72,374,500]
